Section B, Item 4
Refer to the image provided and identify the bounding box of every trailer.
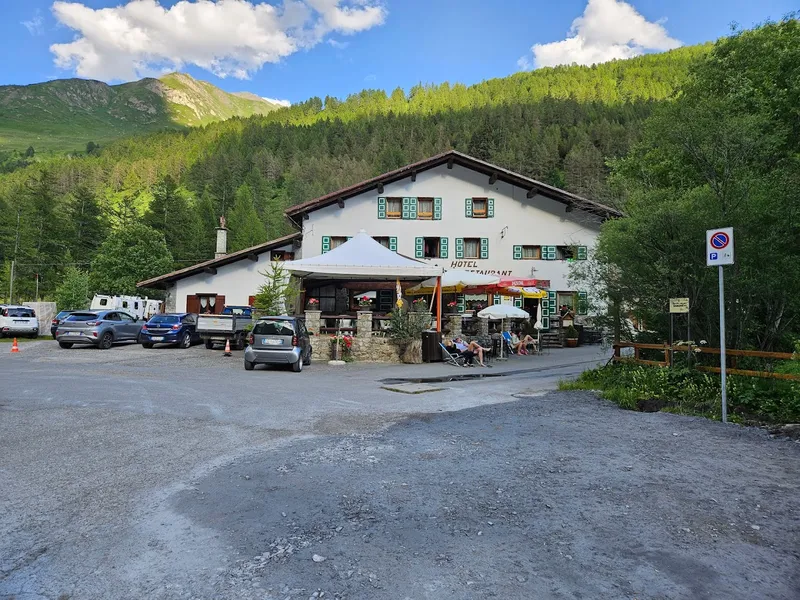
[196,306,253,350]
[91,295,162,320]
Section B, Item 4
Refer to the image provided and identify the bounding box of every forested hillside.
[0,44,708,301]
[0,72,281,153]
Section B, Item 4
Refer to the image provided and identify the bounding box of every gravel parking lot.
[1,342,798,600]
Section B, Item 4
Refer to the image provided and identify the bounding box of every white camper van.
[90,295,162,320]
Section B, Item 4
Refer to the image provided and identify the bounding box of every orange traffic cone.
[10,338,20,353]
[223,338,232,357]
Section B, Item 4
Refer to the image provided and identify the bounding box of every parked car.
[56,310,142,349]
[0,305,40,338]
[197,306,253,350]
[140,313,201,349]
[244,316,312,372]
[51,310,77,339]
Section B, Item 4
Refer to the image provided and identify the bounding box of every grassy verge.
[559,362,800,425]
[0,336,53,343]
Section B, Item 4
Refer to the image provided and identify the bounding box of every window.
[105,312,121,321]
[309,284,337,313]
[386,198,402,219]
[330,236,347,249]
[522,245,541,259]
[119,312,134,322]
[417,197,433,220]
[99,298,108,306]
[464,238,480,259]
[253,319,296,336]
[4,307,35,318]
[424,237,441,258]
[272,251,295,261]
[374,237,389,248]
[150,315,180,324]
[472,198,487,218]
[557,246,576,260]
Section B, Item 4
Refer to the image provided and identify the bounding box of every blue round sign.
[710,232,730,250]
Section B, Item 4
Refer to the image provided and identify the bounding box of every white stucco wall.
[301,164,602,292]
[165,244,294,312]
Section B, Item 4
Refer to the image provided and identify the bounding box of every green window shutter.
[493,296,502,305]
[480,238,489,259]
[541,299,549,314]
[465,198,473,218]
[321,236,331,254]
[456,294,465,312]
[439,237,448,258]
[577,291,588,315]
[433,197,442,220]
[415,237,424,259]
[541,315,550,330]
[378,290,393,311]
[402,197,411,219]
[455,238,464,259]
[544,246,556,260]
[409,197,418,220]
[513,245,522,260]
[547,290,557,315]
[577,245,588,260]
[487,198,495,218]
[378,197,386,219]
[389,237,397,252]
[514,297,522,308]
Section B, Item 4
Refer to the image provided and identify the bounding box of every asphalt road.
[1,342,798,599]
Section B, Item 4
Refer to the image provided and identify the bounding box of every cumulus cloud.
[263,96,291,107]
[22,10,45,35]
[520,0,681,70]
[50,0,387,81]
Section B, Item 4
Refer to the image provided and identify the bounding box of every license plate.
[77,331,83,336]
[262,338,283,345]
[151,336,164,341]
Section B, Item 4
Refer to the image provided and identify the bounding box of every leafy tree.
[86,141,98,154]
[89,223,173,297]
[228,183,267,252]
[582,18,800,352]
[55,266,90,310]
[25,146,34,158]
[143,175,200,262]
[66,186,107,263]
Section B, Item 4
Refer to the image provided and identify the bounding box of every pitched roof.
[137,232,301,289]
[285,150,623,223]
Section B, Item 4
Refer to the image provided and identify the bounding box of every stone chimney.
[215,215,227,259]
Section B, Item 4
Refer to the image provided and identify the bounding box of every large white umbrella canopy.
[477,305,530,319]
[407,270,499,295]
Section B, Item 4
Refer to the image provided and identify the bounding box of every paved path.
[1,343,797,599]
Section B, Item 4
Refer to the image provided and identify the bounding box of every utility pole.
[10,210,20,303]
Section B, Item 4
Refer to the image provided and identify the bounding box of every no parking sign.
[706,227,734,266]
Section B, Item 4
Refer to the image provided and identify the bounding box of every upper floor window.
[373,236,397,251]
[464,238,480,259]
[522,245,541,259]
[330,236,347,249]
[465,197,494,218]
[417,198,433,220]
[472,198,487,218]
[386,198,402,219]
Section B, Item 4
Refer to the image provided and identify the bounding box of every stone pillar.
[447,314,462,338]
[478,317,490,337]
[305,310,322,336]
[357,311,373,338]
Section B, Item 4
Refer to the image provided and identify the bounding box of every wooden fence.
[612,342,800,381]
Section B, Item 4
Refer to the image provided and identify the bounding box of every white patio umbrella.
[477,304,530,359]
[406,270,500,295]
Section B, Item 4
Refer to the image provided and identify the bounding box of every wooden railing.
[612,342,800,381]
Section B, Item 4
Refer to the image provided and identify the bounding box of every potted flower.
[565,325,579,348]
[446,300,458,314]
[411,297,428,312]
[357,295,372,309]
[306,298,320,310]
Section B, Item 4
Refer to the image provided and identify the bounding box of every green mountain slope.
[0,73,281,152]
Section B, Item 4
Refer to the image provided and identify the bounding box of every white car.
[0,305,40,338]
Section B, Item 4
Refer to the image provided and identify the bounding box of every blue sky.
[3,0,796,104]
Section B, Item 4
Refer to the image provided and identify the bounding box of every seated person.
[511,330,537,355]
[453,336,491,366]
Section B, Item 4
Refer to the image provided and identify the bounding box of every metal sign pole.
[687,309,691,366]
[669,313,674,367]
[718,266,727,423]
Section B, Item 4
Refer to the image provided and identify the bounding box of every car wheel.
[142,342,154,349]
[244,360,255,371]
[58,341,73,349]
[99,332,114,350]
[292,358,304,372]
[180,332,192,349]
[204,339,214,350]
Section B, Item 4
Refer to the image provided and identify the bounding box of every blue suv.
[140,313,200,349]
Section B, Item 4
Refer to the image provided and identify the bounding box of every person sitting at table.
[454,336,491,366]
[510,330,537,355]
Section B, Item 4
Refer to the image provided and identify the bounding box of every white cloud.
[327,38,349,49]
[263,96,291,107]
[50,0,387,81]
[22,10,44,35]
[520,0,681,70]
[364,73,376,82]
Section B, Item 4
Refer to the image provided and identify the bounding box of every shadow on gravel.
[173,391,800,600]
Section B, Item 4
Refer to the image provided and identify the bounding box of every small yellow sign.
[669,298,690,313]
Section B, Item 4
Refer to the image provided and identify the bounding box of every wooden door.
[214,295,226,314]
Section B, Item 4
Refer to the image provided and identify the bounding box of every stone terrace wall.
[309,334,402,363]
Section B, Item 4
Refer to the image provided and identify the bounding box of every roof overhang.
[285,150,623,225]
